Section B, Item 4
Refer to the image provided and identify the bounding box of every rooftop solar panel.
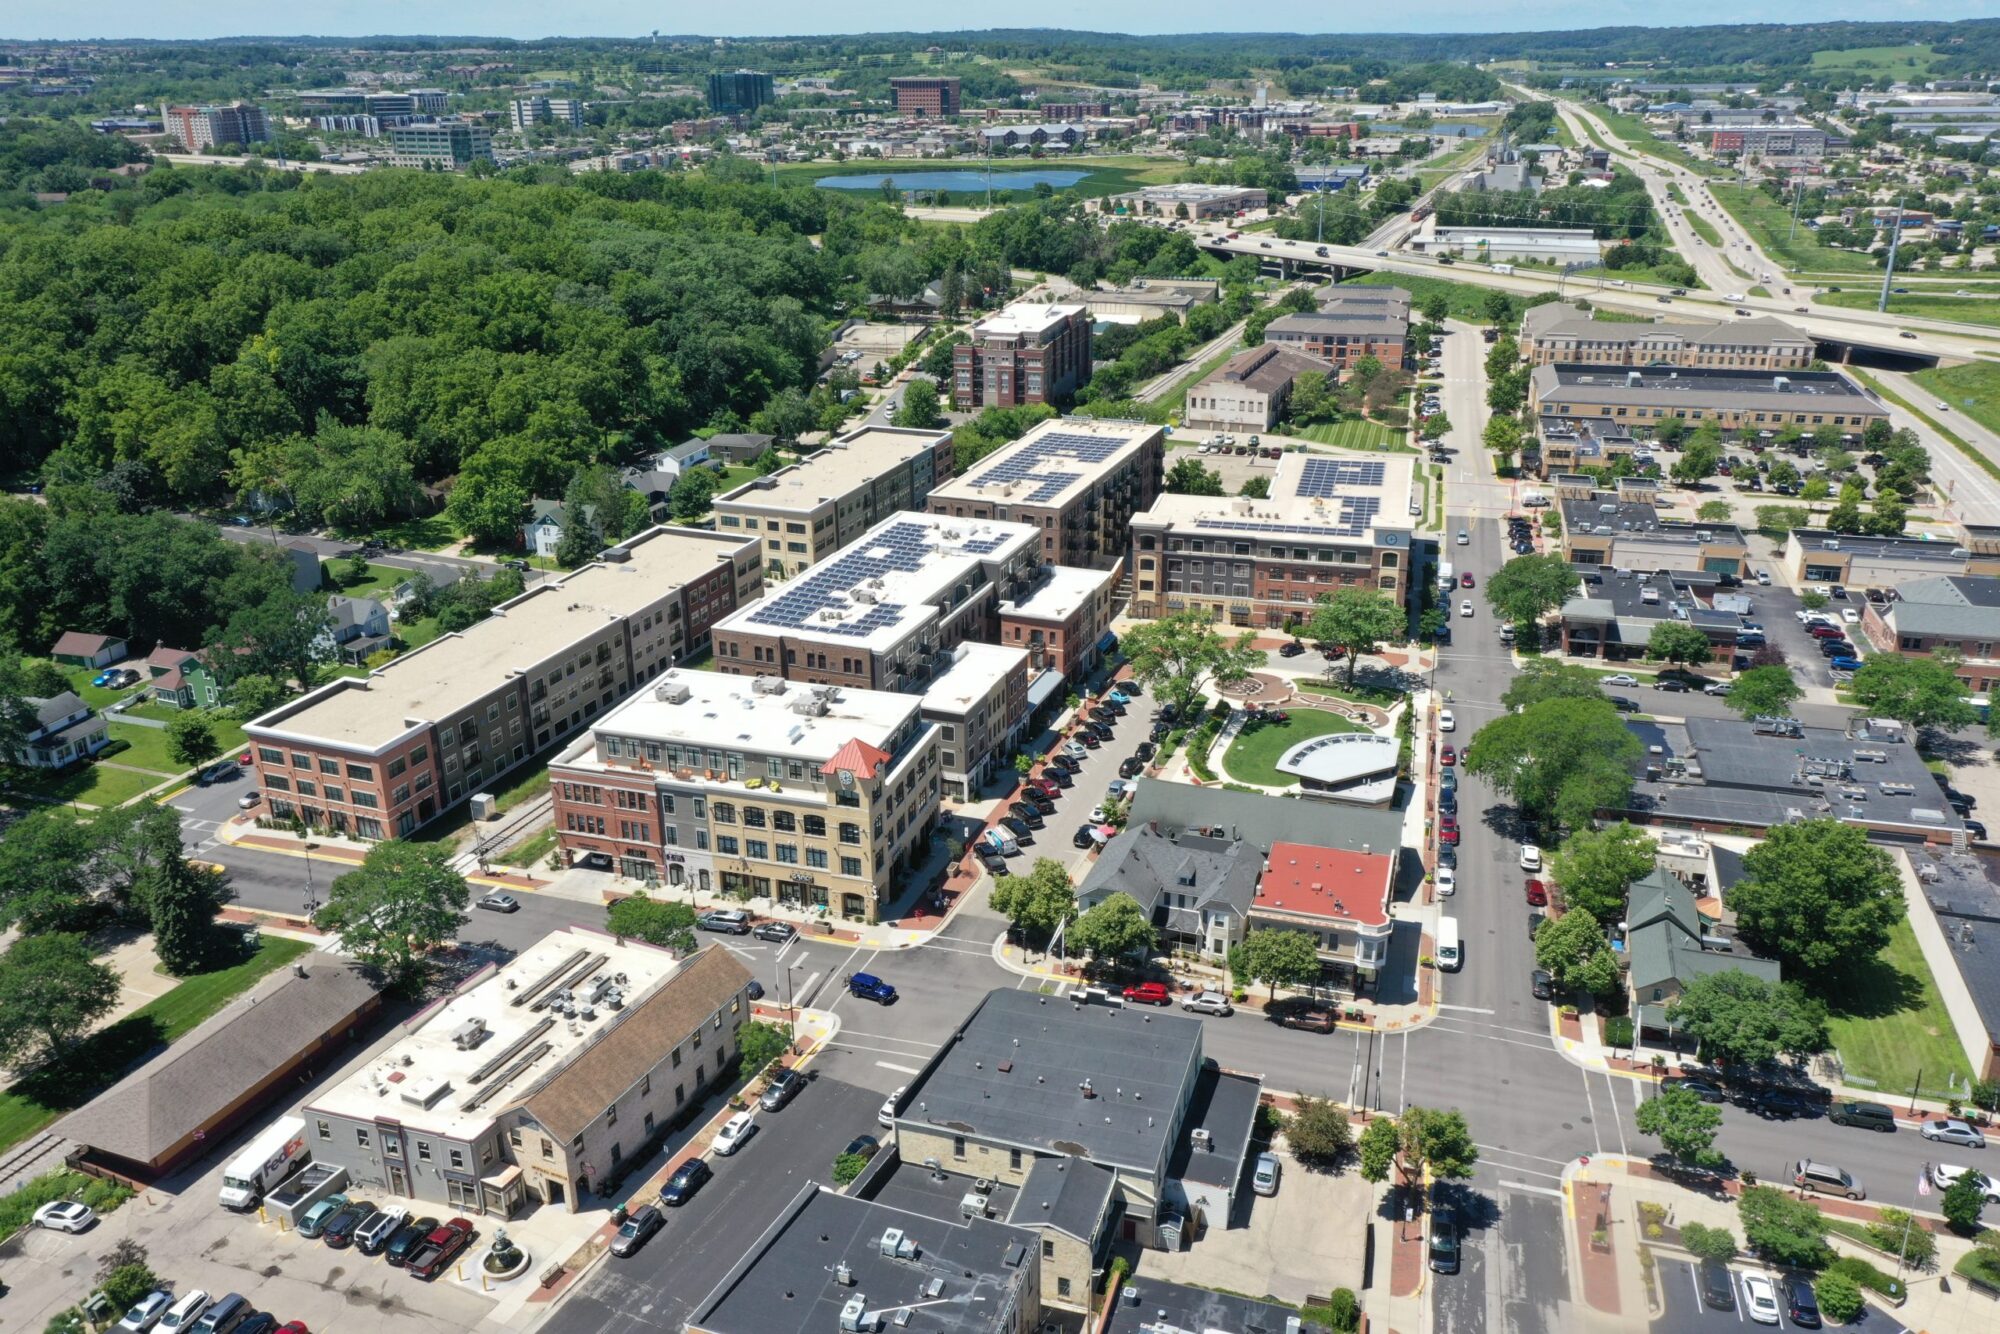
[965,428,1133,501]
[740,519,1020,638]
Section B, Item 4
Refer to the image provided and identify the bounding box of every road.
[212,523,550,590]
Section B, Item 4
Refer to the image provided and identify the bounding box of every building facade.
[245,527,762,840]
[389,118,494,169]
[1861,574,2000,693]
[951,303,1092,410]
[998,565,1117,682]
[163,102,269,150]
[926,417,1163,569]
[707,70,774,115]
[1184,345,1327,431]
[715,426,956,579]
[548,671,942,922]
[1532,365,1888,438]
[1519,309,1815,370]
[16,692,108,769]
[509,97,584,131]
[889,76,961,117]
[1262,310,1410,372]
[920,643,1030,799]
[1249,842,1397,997]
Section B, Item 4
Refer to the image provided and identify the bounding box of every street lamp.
[783,959,808,1025]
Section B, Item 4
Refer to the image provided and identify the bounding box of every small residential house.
[1626,867,1782,1046]
[1248,841,1397,998]
[280,541,323,594]
[147,647,224,710]
[1073,822,1262,960]
[621,457,683,518]
[522,499,568,558]
[49,632,128,669]
[16,692,109,768]
[684,432,774,465]
[323,595,394,664]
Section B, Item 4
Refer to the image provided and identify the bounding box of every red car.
[1439,813,1460,845]
[1460,572,1475,588]
[1029,778,1062,798]
[406,1218,474,1280]
[1440,745,1456,766]
[1123,982,1172,1006]
[1806,625,1844,639]
[1525,879,1548,907]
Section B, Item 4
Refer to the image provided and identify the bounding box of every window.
[953,1135,966,1159]
[417,1141,431,1161]
[807,848,828,869]
[356,1127,371,1148]
[607,1104,618,1127]
[804,814,825,837]
[509,1129,522,1148]
[717,836,739,856]
[1043,1239,1055,1259]
[1058,1278,1072,1298]
[449,1148,465,1169]
[320,757,340,774]
[540,1139,553,1159]
[317,1119,331,1140]
[842,856,863,877]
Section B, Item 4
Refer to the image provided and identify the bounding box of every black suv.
[1008,802,1045,829]
[1829,1100,1896,1132]
[660,1158,712,1206]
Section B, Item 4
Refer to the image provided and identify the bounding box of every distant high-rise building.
[889,76,961,117]
[509,96,584,132]
[706,69,774,115]
[389,118,494,170]
[162,102,269,151]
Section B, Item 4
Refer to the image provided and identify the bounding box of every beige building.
[921,643,1031,799]
[1783,528,2000,591]
[713,426,955,579]
[1519,308,1816,370]
[1531,365,1889,437]
[550,668,942,922]
[927,416,1163,569]
[1184,344,1327,432]
[1129,451,1417,627]
[1560,487,1751,580]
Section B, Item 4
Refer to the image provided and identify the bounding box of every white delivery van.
[1437,561,1455,591]
[1435,916,1463,972]
[1492,263,1515,275]
[219,1116,310,1210]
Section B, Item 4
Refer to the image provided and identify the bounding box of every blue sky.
[15,2,2000,41]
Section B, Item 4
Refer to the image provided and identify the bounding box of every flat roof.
[920,643,1028,717]
[718,513,1038,654]
[1115,182,1268,201]
[1168,1068,1264,1191]
[1254,841,1393,927]
[971,301,1086,340]
[1535,364,1882,411]
[1134,450,1414,551]
[1907,850,2000,1044]
[1266,310,1408,338]
[1107,1278,1331,1334]
[1562,494,1747,547]
[250,526,755,751]
[1791,528,1975,567]
[571,667,919,761]
[1522,307,1811,348]
[305,927,691,1141]
[900,988,1203,1177]
[714,426,950,514]
[1275,731,1401,802]
[931,417,1159,511]
[999,564,1115,624]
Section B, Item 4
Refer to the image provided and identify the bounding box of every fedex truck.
[219,1116,310,1210]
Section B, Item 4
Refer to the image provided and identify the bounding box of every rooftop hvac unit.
[838,1295,870,1332]
[1191,1127,1214,1150]
[450,1018,489,1050]
[653,681,692,704]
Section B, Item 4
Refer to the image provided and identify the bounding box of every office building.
[1410,226,1600,264]
[889,76,961,117]
[1042,100,1112,120]
[1183,345,1327,433]
[549,669,941,920]
[1710,126,1827,158]
[1108,1279,1335,1334]
[1559,489,1750,580]
[715,426,956,579]
[509,96,584,131]
[389,117,494,170]
[950,303,1092,410]
[1128,452,1417,627]
[707,69,775,115]
[1249,842,1396,997]
[245,526,762,840]
[162,102,269,151]
[1860,574,2000,693]
[1782,528,2000,591]
[1263,308,1410,372]
[1099,183,1267,218]
[712,513,1042,694]
[304,929,752,1216]
[1520,308,1814,370]
[998,564,1117,683]
[1559,569,1751,661]
[926,417,1164,569]
[1531,365,1888,438]
[920,643,1030,799]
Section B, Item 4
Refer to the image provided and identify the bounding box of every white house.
[17,692,109,769]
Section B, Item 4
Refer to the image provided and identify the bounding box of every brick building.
[889,76,961,117]
[998,565,1117,683]
[951,303,1092,410]
[1519,307,1815,370]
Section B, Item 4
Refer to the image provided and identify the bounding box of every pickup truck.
[846,972,898,1004]
[406,1218,474,1280]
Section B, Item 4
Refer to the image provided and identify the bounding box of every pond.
[814,168,1092,193]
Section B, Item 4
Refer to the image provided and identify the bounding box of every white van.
[1437,561,1455,591]
[1436,917,1463,972]
[1492,263,1515,275]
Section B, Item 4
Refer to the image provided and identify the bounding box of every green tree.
[1419,292,1449,324]
[1483,414,1524,466]
[140,847,229,975]
[1666,970,1830,1067]
[1737,1185,1830,1268]
[0,809,101,932]
[1068,891,1156,961]
[1228,928,1324,1001]
[1533,906,1610,991]
[1696,500,1733,523]
[1727,819,1903,987]
[737,1019,792,1079]
[97,1262,162,1313]
[165,710,221,771]
[1419,411,1452,441]
[1502,660,1613,712]
[1465,699,1642,834]
[1482,289,1516,325]
[1670,438,1722,486]
[990,858,1078,941]
[316,841,470,990]
[1943,1173,1988,1234]
[892,378,945,429]
[1305,587,1407,685]
[0,934,119,1070]
[1849,655,1978,732]
[1357,1113,1401,1182]
[1646,621,1715,669]
[1548,823,1655,924]
[1164,456,1226,496]
[1286,1095,1354,1169]
[605,893,699,954]
[668,467,718,523]
[1121,609,1261,729]
[1399,1106,1479,1181]
[221,585,333,690]
[1725,664,1803,719]
[1239,476,1271,499]
[1483,554,1579,629]
[1811,1273,1862,1324]
[1635,1086,1725,1164]
[1680,1222,1738,1262]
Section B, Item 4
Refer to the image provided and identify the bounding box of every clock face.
[839,768,855,789]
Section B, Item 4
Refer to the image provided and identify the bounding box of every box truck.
[219,1116,310,1210]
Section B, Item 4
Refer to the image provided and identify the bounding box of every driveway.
[1130,1153,1369,1306]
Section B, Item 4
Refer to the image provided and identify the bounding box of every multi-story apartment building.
[1519,308,1815,370]
[509,96,584,131]
[707,70,774,115]
[1709,126,1827,158]
[920,643,1030,799]
[951,303,1092,410]
[548,669,943,921]
[1128,453,1417,628]
[1262,309,1409,373]
[163,103,269,151]
[1531,365,1889,439]
[389,117,494,169]
[999,565,1117,683]
[1042,101,1112,120]
[926,417,1163,569]
[715,426,955,579]
[244,527,761,840]
[889,76,961,117]
[1184,345,1327,432]
[304,928,752,1215]
[712,512,1042,695]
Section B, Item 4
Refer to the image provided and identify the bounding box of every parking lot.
[1649,1258,1903,1333]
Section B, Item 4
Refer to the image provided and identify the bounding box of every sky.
[13,1,2000,42]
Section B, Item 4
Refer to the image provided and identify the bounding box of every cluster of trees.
[1599,240,1699,288]
[1465,689,1642,835]
[313,840,470,991]
[1433,170,1659,242]
[971,201,1250,291]
[1121,608,1262,733]
[1285,354,1411,428]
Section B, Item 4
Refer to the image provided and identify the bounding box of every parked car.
[1428,1204,1461,1275]
[1519,845,1542,872]
[1438,709,1455,732]
[1040,767,1073,788]
[978,846,1010,874]
[1440,745,1455,766]
[354,1206,409,1255]
[1530,969,1553,1000]
[1930,1162,2000,1202]
[1794,1159,1865,1199]
[1673,1078,1728,1104]
[659,1158,713,1206]
[611,1204,663,1257]
[475,893,520,913]
[295,1195,348,1239]
[760,1066,807,1111]
[406,1218,475,1280]
[1119,757,1144,779]
[117,1292,176,1333]
[1652,677,1689,692]
[1252,1152,1282,1196]
[998,816,1035,842]
[752,920,797,943]
[1784,1275,1821,1328]
[1699,1259,1736,1312]
[1524,879,1548,907]
[1922,1117,1987,1148]
[1279,641,1305,657]
[696,909,751,935]
[320,1200,373,1248]
[384,1216,439,1267]
[1601,674,1637,687]
[1123,981,1172,1006]
[1439,813,1459,845]
[1182,991,1233,1016]
[1829,1101,1896,1133]
[1436,865,1455,897]
[32,1200,96,1233]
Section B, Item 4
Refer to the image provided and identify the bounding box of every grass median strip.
[1852,367,2000,485]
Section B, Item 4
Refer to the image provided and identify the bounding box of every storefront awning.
[1026,671,1064,707]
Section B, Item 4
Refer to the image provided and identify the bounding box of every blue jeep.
[847,972,898,1004]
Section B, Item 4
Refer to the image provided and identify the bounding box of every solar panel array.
[1294,458,1387,498]
[742,519,1013,639]
[1194,496,1381,539]
[969,430,1128,505]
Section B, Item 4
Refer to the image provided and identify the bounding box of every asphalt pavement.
[1649,1258,1906,1334]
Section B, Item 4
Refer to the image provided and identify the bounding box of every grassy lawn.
[1575,262,1706,289]
[322,560,411,600]
[493,761,552,813]
[6,761,167,808]
[1290,418,1411,451]
[1684,211,1723,248]
[104,716,248,767]
[500,826,557,868]
[349,514,457,551]
[0,936,312,1155]
[1221,708,1362,787]
[27,659,147,713]
[1825,916,1974,1101]
[1345,270,1510,323]
[1854,367,2000,485]
[1816,288,2000,329]
[1913,361,2000,438]
[1808,43,1941,79]
[1710,185,1882,278]
[1592,110,1714,173]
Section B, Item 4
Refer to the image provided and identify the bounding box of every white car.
[1438,709,1455,733]
[33,1200,95,1233]
[237,791,261,809]
[1459,600,1474,617]
[1841,608,1859,624]
[1435,865,1456,897]
[1253,1151,1282,1196]
[1520,845,1543,872]
[879,1085,905,1128]
[1742,1273,1781,1325]
[1931,1163,2000,1202]
[713,1111,757,1155]
[1089,805,1110,824]
[1755,570,1771,586]
[1601,674,1637,687]
[1456,530,1469,545]
[115,1292,174,1333]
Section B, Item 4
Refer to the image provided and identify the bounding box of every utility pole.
[1879,198,1906,314]
[1787,176,1804,243]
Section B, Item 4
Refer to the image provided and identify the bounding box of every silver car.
[1253,1152,1281,1196]
[1181,991,1234,1017]
[1923,1117,1987,1149]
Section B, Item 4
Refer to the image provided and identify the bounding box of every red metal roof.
[819,737,893,780]
[1253,841,1394,928]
